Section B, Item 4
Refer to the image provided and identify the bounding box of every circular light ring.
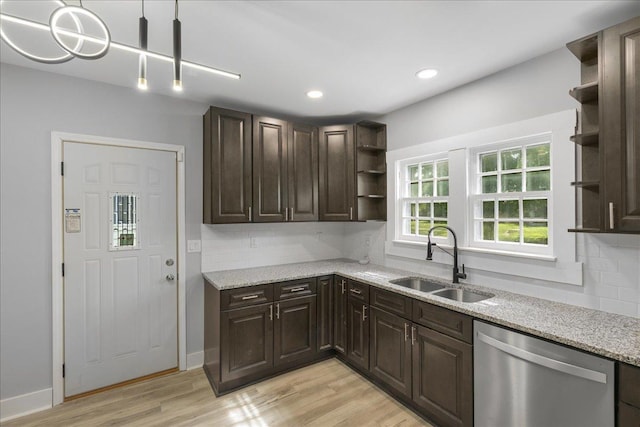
[0,0,84,64]
[306,90,323,99]
[50,5,110,60]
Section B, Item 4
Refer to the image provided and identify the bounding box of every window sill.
[392,239,557,262]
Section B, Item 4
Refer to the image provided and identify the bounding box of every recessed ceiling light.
[416,69,438,79]
[306,90,323,99]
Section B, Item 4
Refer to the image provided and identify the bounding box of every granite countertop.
[203,259,640,367]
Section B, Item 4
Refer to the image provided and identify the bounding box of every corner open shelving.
[355,121,387,221]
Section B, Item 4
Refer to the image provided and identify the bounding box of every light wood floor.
[4,359,431,426]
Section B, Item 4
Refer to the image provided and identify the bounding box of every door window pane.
[111,193,138,250]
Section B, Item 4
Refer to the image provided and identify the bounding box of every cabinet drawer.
[275,278,317,300]
[412,300,473,344]
[618,363,640,408]
[370,287,411,319]
[221,284,273,310]
[348,280,369,303]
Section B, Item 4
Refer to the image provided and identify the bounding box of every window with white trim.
[469,134,552,255]
[399,156,449,240]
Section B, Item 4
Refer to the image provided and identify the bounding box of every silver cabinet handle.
[404,323,409,342]
[290,287,305,292]
[341,280,345,294]
[362,305,367,321]
[349,207,353,220]
[248,206,252,222]
[411,326,416,346]
[166,274,175,281]
[269,304,273,321]
[285,207,288,221]
[609,202,614,229]
[241,294,259,300]
[290,207,294,221]
[477,331,608,384]
[276,303,280,319]
[350,288,362,295]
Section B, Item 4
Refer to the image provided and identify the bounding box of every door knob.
[165,259,175,266]
[166,274,175,281]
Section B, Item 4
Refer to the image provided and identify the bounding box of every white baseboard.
[0,388,52,423]
[186,351,204,370]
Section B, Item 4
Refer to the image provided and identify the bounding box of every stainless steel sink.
[389,277,447,293]
[432,288,493,303]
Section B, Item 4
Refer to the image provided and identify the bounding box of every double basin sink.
[389,277,493,303]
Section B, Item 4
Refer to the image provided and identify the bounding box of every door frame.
[50,131,187,406]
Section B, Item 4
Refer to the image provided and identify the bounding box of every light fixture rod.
[0,12,241,80]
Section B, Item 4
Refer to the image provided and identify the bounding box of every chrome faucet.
[426,225,467,284]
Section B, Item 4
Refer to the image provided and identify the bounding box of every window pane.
[433,220,448,237]
[418,220,431,235]
[501,148,522,170]
[408,165,419,180]
[421,163,433,179]
[434,202,447,218]
[112,194,138,249]
[524,222,548,245]
[501,172,522,192]
[523,199,547,219]
[437,179,449,196]
[410,219,416,234]
[498,200,519,218]
[482,175,497,193]
[483,201,495,218]
[526,170,550,191]
[498,222,520,242]
[481,153,497,172]
[436,161,449,178]
[418,202,431,217]
[410,182,419,197]
[421,181,433,197]
[526,143,550,167]
[406,202,416,217]
[482,221,495,241]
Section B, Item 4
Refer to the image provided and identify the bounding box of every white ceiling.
[2,1,640,122]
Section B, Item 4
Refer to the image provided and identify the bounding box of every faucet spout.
[425,225,467,284]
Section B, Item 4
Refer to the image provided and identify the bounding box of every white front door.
[63,141,178,398]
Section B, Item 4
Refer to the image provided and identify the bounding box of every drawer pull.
[350,288,362,295]
[404,323,409,342]
[290,287,305,292]
[241,294,259,300]
[411,326,416,346]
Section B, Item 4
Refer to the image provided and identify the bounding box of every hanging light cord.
[141,0,145,17]
[79,0,83,7]
[175,0,179,19]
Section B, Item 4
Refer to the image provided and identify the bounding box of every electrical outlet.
[187,240,201,253]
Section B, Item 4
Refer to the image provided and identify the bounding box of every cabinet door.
[317,276,333,351]
[333,277,347,355]
[274,296,317,366]
[288,123,319,221]
[220,303,273,382]
[602,16,640,232]
[253,116,288,222]
[347,298,369,371]
[369,308,412,398]
[412,325,472,427]
[204,107,252,223]
[319,125,355,221]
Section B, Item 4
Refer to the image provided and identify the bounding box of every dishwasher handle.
[477,331,608,384]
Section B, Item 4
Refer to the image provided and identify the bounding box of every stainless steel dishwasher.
[474,320,614,427]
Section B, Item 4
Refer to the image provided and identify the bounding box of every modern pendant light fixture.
[138,0,148,90]
[172,0,182,91]
[50,0,111,60]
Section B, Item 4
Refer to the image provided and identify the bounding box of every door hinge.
[62,263,65,277]
[61,162,64,176]
[62,364,65,378]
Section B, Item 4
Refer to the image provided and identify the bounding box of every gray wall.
[0,63,207,400]
[383,48,578,150]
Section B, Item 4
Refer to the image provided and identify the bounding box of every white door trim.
[51,131,187,406]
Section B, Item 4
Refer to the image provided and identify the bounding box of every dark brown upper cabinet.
[319,125,356,221]
[252,116,288,222]
[288,123,319,221]
[203,107,252,224]
[568,16,640,233]
[356,121,387,221]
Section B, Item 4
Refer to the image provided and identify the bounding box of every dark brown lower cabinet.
[369,307,412,398]
[412,324,473,427]
[333,277,347,355]
[220,303,273,383]
[347,298,369,371]
[274,296,317,366]
[617,362,640,426]
[317,276,333,352]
